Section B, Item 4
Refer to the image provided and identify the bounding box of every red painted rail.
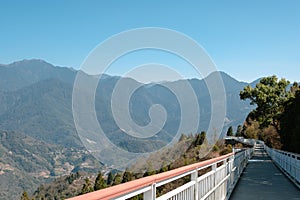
[67,152,235,200]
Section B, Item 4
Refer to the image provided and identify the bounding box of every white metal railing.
[67,148,253,200]
[225,136,256,146]
[156,156,230,200]
[226,148,253,199]
[264,145,300,188]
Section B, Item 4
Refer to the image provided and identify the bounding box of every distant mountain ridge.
[0,59,256,199]
[0,59,75,91]
[0,59,255,147]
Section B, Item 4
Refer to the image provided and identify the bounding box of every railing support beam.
[191,170,198,200]
[143,183,156,200]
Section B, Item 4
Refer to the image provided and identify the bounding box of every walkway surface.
[230,145,300,200]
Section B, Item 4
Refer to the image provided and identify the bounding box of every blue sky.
[1,0,299,82]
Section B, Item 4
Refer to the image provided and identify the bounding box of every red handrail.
[67,152,234,200]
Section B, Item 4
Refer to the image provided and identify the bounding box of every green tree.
[159,162,168,173]
[194,131,206,146]
[143,162,156,177]
[80,178,94,195]
[94,172,107,191]
[226,126,233,136]
[112,173,122,186]
[122,169,133,183]
[21,191,30,200]
[240,75,291,130]
[235,125,243,137]
[290,82,300,94]
[106,171,114,186]
[243,118,260,139]
[200,131,206,144]
[280,91,300,153]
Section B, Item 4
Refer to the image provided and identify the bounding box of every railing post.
[296,156,300,183]
[212,163,217,199]
[229,155,234,189]
[191,170,198,200]
[287,154,291,174]
[143,183,156,200]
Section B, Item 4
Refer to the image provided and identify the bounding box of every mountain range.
[0,59,255,199]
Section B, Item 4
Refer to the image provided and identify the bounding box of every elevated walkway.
[67,141,300,200]
[230,144,300,200]
[67,149,253,200]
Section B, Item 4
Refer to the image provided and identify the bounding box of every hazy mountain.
[0,78,82,147]
[0,59,255,199]
[0,59,253,149]
[0,59,75,91]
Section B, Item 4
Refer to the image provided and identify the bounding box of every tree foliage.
[94,172,107,191]
[240,75,291,129]
[80,178,94,195]
[143,162,156,177]
[194,131,206,146]
[235,125,243,137]
[21,191,30,200]
[240,75,300,149]
[106,172,114,186]
[280,91,300,153]
[226,126,233,136]
[122,169,133,183]
[112,173,122,186]
[159,162,169,173]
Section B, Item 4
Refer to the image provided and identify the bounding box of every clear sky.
[1,0,299,82]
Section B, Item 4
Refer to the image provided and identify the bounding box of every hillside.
[31,133,235,200]
[0,60,253,148]
[0,78,81,147]
[0,130,102,200]
[0,59,255,199]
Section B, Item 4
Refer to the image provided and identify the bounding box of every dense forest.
[239,75,300,153]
